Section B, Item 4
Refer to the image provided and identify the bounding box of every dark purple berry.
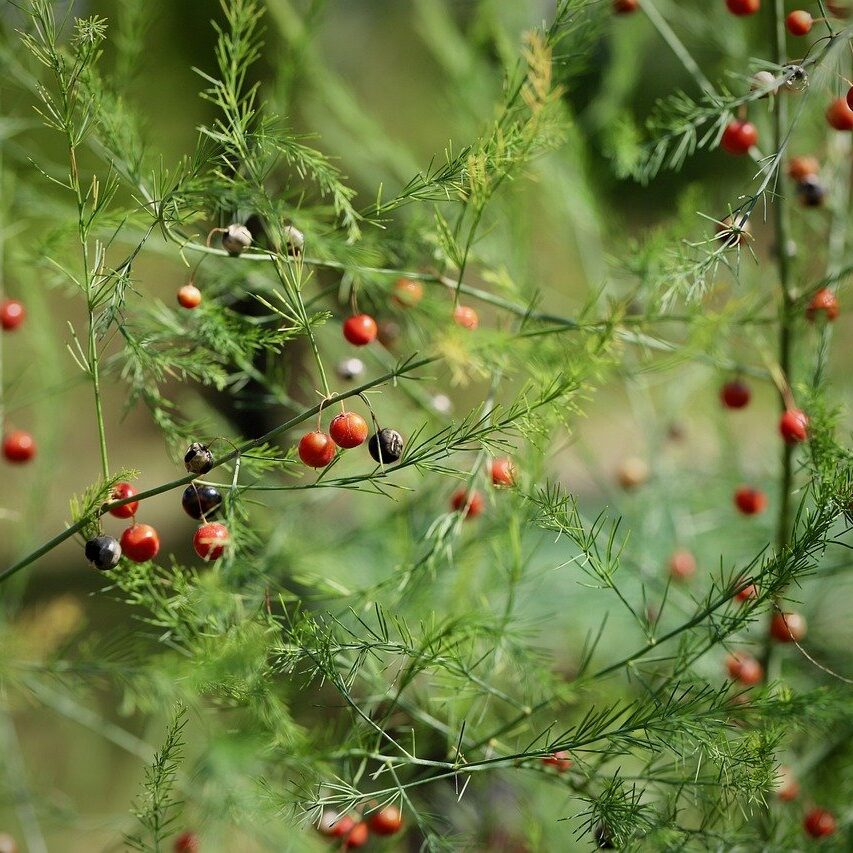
[368,428,404,464]
[85,535,122,570]
[181,484,223,520]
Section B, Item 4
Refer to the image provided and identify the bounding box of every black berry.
[368,428,404,464]
[184,442,213,475]
[85,535,122,570]
[797,176,826,207]
[181,484,223,520]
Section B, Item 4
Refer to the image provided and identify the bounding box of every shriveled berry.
[0,299,25,331]
[85,535,122,571]
[542,750,572,772]
[3,430,36,463]
[669,549,696,581]
[451,488,484,519]
[721,120,758,156]
[735,486,768,516]
[298,431,336,468]
[222,223,252,256]
[804,808,836,838]
[786,10,813,35]
[392,278,423,307]
[343,314,378,346]
[282,224,304,255]
[827,97,853,130]
[182,484,222,520]
[806,288,839,322]
[726,0,760,14]
[770,611,807,642]
[721,379,751,409]
[368,428,404,464]
[491,458,516,487]
[787,155,819,181]
[184,443,214,475]
[109,482,139,519]
[453,304,479,329]
[329,412,369,449]
[779,408,808,444]
[177,284,202,309]
[368,805,403,836]
[377,319,401,347]
[120,524,160,563]
[594,825,616,849]
[193,522,229,561]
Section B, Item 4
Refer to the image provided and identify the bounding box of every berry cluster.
[1,298,36,466]
[318,805,403,849]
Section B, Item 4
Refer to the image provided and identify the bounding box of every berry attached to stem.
[221,223,253,256]
[120,524,160,563]
[85,535,122,571]
[368,428,404,464]
[726,0,760,15]
[177,284,202,309]
[298,431,336,467]
[173,831,200,852]
[668,550,696,581]
[184,443,214,475]
[785,11,813,35]
[803,808,836,838]
[787,155,819,182]
[109,482,139,519]
[721,120,759,156]
[329,412,369,449]
[181,484,223,520]
[343,314,378,346]
[613,0,639,12]
[392,278,423,307]
[826,97,853,131]
[726,652,763,685]
[770,611,807,642]
[453,304,479,329]
[193,522,229,561]
[367,805,403,836]
[491,457,516,487]
[779,408,809,444]
[344,821,369,849]
[451,488,484,519]
[542,750,572,772]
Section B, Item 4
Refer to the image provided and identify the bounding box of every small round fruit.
[750,70,777,95]
[787,155,819,182]
[617,457,649,490]
[368,428,404,464]
[318,811,354,838]
[735,487,768,516]
[669,550,696,581]
[343,313,378,346]
[193,522,229,561]
[184,442,214,475]
[2,430,36,463]
[613,0,639,12]
[726,0,760,14]
[774,766,799,802]
[344,821,369,849]
[796,175,826,207]
[806,288,839,322]
[377,319,401,347]
[329,412,369,449]
[177,284,202,309]
[298,431,336,467]
[770,611,807,642]
[109,482,139,519]
[786,10,813,35]
[392,278,423,307]
[726,652,763,685]
[721,379,751,409]
[779,408,809,444]
[721,120,759,156]
[174,831,200,853]
[451,488,484,519]
[368,805,403,836]
[491,458,516,487]
[0,299,25,331]
[222,223,252,256]
[542,751,572,772]
[85,535,122,571]
[182,484,223,520]
[849,85,853,111]
[453,304,479,329]
[804,808,836,838]
[735,582,758,603]
[826,97,853,131]
[120,524,160,563]
[0,834,17,853]
[337,357,364,380]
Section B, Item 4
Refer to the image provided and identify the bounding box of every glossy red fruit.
[318,812,355,838]
[298,431,336,467]
[613,0,639,12]
[343,314,378,346]
[451,488,484,518]
[177,284,202,309]
[542,750,572,772]
[669,550,696,581]
[392,278,423,307]
[726,0,760,14]
[344,821,369,849]
[735,582,758,603]
[368,805,403,836]
[770,611,807,642]
[806,288,839,322]
[193,522,229,561]
[2,430,36,463]
[174,831,200,853]
[726,652,763,685]
[109,482,139,519]
[786,10,813,35]
[787,155,819,182]
[120,523,160,563]
[774,766,799,802]
[826,97,853,131]
[721,120,758,155]
[779,409,809,444]
[0,299,25,331]
[734,487,768,516]
[329,412,369,449]
[804,808,836,838]
[491,457,516,487]
[453,304,479,330]
[721,379,751,409]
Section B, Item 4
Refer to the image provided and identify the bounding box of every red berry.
[721,120,758,156]
[174,831,200,853]
[779,408,809,444]
[329,412,369,449]
[806,288,839,322]
[726,0,760,14]
[392,278,423,307]
[613,0,639,12]
[491,457,516,487]
[451,488,484,518]
[0,299,25,331]
[770,611,807,642]
[826,97,853,131]
[318,812,355,838]
[774,766,800,802]
[735,583,758,603]
[721,379,751,409]
[804,808,836,838]
[848,85,853,111]
[109,482,139,519]
[787,155,819,182]
[453,304,479,330]
[343,314,378,346]
[669,550,696,581]
[177,284,202,309]
[368,805,403,836]
[786,10,813,35]
[734,486,768,516]
[726,652,763,685]
[2,430,36,463]
[193,522,229,561]
[298,431,336,467]
[120,523,160,563]
[344,821,369,849]
[542,750,572,772]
